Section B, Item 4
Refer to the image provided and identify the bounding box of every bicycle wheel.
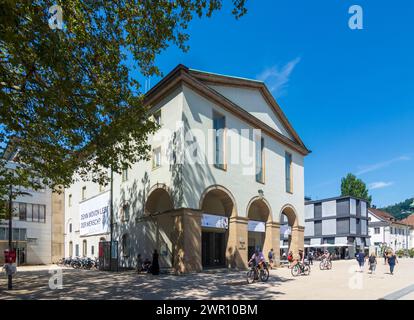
[260,268,269,282]
[247,270,256,284]
[303,265,311,276]
[326,261,332,270]
[319,261,325,270]
[291,264,300,277]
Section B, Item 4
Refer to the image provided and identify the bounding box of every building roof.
[400,214,414,227]
[144,64,311,156]
[369,208,412,227]
[305,195,369,205]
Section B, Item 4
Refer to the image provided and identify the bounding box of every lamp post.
[7,184,12,290]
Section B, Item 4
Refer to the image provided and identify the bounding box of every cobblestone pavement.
[1,259,414,300]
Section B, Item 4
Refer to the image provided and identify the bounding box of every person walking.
[368,253,377,274]
[268,249,274,269]
[356,250,365,272]
[307,250,314,266]
[387,251,398,275]
[151,249,160,275]
[136,254,144,273]
[383,250,388,265]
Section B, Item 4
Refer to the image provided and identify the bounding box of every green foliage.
[380,198,414,219]
[0,0,248,197]
[340,173,372,204]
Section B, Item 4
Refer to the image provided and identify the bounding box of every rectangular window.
[19,203,27,221]
[19,228,26,241]
[122,165,128,182]
[255,137,265,183]
[68,194,72,207]
[152,147,162,169]
[91,245,95,256]
[82,186,86,200]
[154,110,161,126]
[285,152,293,193]
[374,227,380,234]
[39,205,46,223]
[69,223,72,233]
[26,204,33,221]
[75,244,79,257]
[32,204,39,222]
[213,113,226,170]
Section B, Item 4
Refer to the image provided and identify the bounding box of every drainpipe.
[109,166,114,271]
[7,184,13,290]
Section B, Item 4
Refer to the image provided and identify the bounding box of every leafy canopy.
[0,0,248,196]
[340,173,372,204]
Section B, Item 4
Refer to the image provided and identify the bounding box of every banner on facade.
[201,213,228,229]
[247,220,266,233]
[79,191,110,236]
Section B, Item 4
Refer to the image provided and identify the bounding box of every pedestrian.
[383,251,388,265]
[356,250,365,272]
[368,253,377,274]
[268,248,274,269]
[387,251,398,275]
[307,250,314,265]
[136,254,143,273]
[151,249,160,275]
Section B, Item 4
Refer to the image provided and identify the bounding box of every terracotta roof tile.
[400,214,414,227]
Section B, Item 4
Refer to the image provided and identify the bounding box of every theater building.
[64,64,310,273]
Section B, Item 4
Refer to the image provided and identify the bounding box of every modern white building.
[0,152,64,265]
[64,64,310,273]
[368,208,412,254]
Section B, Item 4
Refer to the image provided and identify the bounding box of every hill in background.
[380,198,414,220]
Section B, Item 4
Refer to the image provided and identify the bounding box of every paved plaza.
[1,259,414,300]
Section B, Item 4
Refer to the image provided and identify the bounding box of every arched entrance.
[280,205,304,258]
[199,185,237,269]
[145,185,174,215]
[144,184,175,269]
[247,197,272,259]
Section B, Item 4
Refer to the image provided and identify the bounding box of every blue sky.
[134,0,414,207]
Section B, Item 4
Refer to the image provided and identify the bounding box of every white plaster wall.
[208,85,295,141]
[181,85,306,225]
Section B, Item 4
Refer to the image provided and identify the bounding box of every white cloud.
[257,58,301,96]
[356,156,411,176]
[368,181,394,190]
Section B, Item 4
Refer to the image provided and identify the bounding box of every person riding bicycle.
[249,249,265,269]
[322,250,331,262]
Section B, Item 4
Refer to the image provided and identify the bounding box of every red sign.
[4,249,16,264]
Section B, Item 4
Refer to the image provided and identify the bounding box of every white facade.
[64,65,308,270]
[368,209,412,253]
[0,162,53,265]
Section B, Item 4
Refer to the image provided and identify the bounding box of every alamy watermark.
[48,5,63,30]
[349,5,364,30]
[48,266,63,290]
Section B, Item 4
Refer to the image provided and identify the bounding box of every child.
[368,253,377,274]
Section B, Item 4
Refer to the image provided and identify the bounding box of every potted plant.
[409,248,414,258]
[396,249,404,258]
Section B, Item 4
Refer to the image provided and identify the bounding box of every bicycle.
[319,258,332,271]
[247,261,269,284]
[291,261,311,277]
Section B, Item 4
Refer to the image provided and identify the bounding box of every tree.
[340,173,372,204]
[0,0,248,197]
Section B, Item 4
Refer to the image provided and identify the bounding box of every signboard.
[247,220,266,233]
[79,191,110,236]
[201,213,228,229]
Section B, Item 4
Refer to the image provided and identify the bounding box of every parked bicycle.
[319,258,332,271]
[56,257,99,270]
[291,261,311,277]
[247,261,269,284]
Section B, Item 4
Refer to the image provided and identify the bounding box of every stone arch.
[199,185,237,218]
[145,183,174,215]
[280,204,298,227]
[280,204,304,258]
[246,196,272,223]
